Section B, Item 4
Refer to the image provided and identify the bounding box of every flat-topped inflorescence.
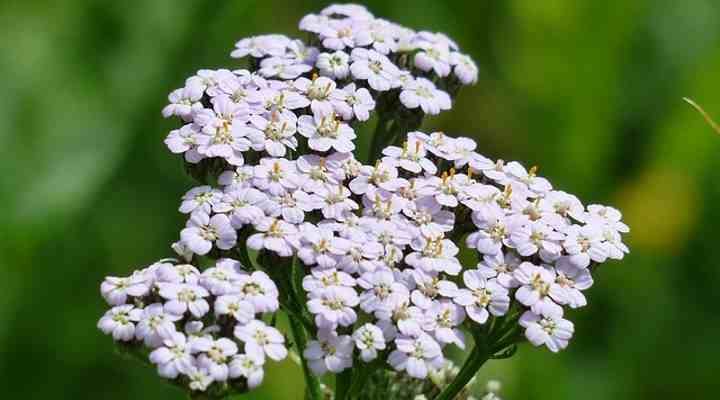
[98,4,628,399]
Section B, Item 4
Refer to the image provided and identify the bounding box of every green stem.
[288,314,323,400]
[335,368,352,400]
[433,343,491,400]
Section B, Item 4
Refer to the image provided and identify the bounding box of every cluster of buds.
[98,4,628,400]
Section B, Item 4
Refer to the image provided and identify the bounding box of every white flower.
[550,258,593,308]
[235,271,280,313]
[165,124,202,161]
[179,186,222,215]
[100,273,151,306]
[247,217,300,257]
[229,353,265,388]
[214,187,268,229]
[352,323,386,362]
[382,138,437,174]
[414,41,452,77]
[97,304,142,341]
[513,262,562,316]
[409,271,458,310]
[187,365,214,392]
[350,48,399,91]
[297,224,351,268]
[298,113,356,153]
[180,212,237,255]
[504,162,552,195]
[586,204,630,233]
[231,35,290,58]
[259,57,313,79]
[399,78,451,115]
[163,81,204,120]
[388,333,444,379]
[242,112,298,157]
[519,309,574,353]
[302,267,356,293]
[339,83,375,121]
[135,303,181,347]
[453,272,510,324]
[314,184,358,220]
[422,300,466,348]
[253,158,301,196]
[155,263,200,285]
[358,268,409,313]
[215,295,255,323]
[262,190,317,224]
[234,320,288,361]
[450,52,479,85]
[476,251,521,288]
[317,51,350,79]
[349,161,404,195]
[509,219,564,257]
[307,286,359,329]
[336,239,384,273]
[149,332,194,378]
[193,337,239,381]
[562,224,608,268]
[304,329,354,375]
[158,282,211,318]
[405,236,462,275]
[218,165,256,190]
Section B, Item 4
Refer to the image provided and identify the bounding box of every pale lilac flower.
[307,286,359,329]
[193,337,239,381]
[180,212,237,255]
[302,268,356,293]
[304,329,354,375]
[215,295,255,323]
[218,166,256,189]
[550,258,593,308]
[399,78,451,115]
[285,39,319,66]
[135,303,182,347]
[467,211,525,255]
[259,86,311,113]
[235,271,280,313]
[350,48,399,91]
[382,138,437,174]
[422,300,466,348]
[294,76,348,116]
[262,190,317,224]
[358,268,409,313]
[352,323,386,362]
[187,365,214,392]
[214,187,268,229]
[509,220,564,257]
[253,158,301,196]
[405,236,462,275]
[234,320,288,361]
[389,333,444,379]
[562,224,608,268]
[297,224,351,268]
[155,263,200,285]
[513,262,562,316]
[259,57,312,79]
[602,226,630,260]
[229,353,265,388]
[339,83,375,121]
[242,112,298,157]
[321,4,374,20]
[101,274,151,306]
[319,20,363,50]
[231,35,290,58]
[414,41,452,78]
[586,204,630,233]
[453,272,510,324]
[410,271,459,310]
[450,52,479,85]
[298,113,356,153]
[375,300,424,339]
[149,332,194,379]
[316,51,350,79]
[97,304,142,341]
[165,124,202,160]
[158,282,211,318]
[247,217,300,257]
[519,309,574,353]
[349,161,404,195]
[404,197,455,238]
[314,184,358,220]
[477,251,521,288]
[336,239,384,273]
[179,186,222,215]
[163,82,204,120]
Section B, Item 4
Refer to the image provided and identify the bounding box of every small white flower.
[135,303,182,347]
[298,113,356,153]
[358,268,409,314]
[158,282,211,318]
[405,236,462,275]
[231,35,290,58]
[235,271,280,313]
[229,353,265,388]
[339,83,375,121]
[399,78,451,115]
[149,332,194,378]
[247,217,300,257]
[100,273,151,306]
[253,158,301,196]
[307,286,359,329]
[382,138,437,174]
[214,187,268,229]
[234,320,288,361]
[350,48,399,91]
[304,329,354,375]
[352,323,386,362]
[242,112,298,157]
[187,364,214,392]
[422,300,466,348]
[215,295,256,323]
[450,52,479,85]
[519,309,574,353]
[97,304,142,341]
[388,333,444,379]
[193,337,239,381]
[453,272,509,324]
[179,186,222,215]
[513,262,562,316]
[297,224,351,268]
[259,57,312,79]
[180,212,237,255]
[317,51,351,79]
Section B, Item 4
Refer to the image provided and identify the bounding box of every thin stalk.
[433,342,491,400]
[288,314,323,400]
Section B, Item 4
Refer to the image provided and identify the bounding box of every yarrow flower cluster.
[99,4,629,400]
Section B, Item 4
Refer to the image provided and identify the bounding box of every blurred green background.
[1,0,719,399]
